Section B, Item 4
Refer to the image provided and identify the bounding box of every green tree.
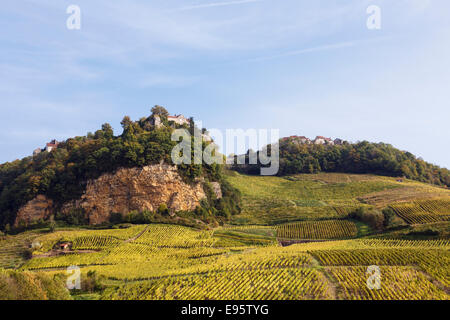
[151,105,169,117]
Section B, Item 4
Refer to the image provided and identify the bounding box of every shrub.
[109,212,124,224]
[157,204,169,215]
[353,207,385,231]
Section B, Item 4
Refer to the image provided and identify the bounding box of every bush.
[81,271,104,292]
[109,212,124,224]
[382,207,406,229]
[157,203,169,215]
[407,228,439,237]
[353,207,385,231]
[382,207,395,227]
[56,208,87,225]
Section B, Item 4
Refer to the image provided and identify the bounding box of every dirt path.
[124,224,151,243]
[309,255,339,300]
[32,249,99,259]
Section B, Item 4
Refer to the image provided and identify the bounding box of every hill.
[0,106,241,232]
[0,171,448,300]
[230,136,450,187]
[225,171,450,227]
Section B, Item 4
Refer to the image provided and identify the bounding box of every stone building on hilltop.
[167,114,189,126]
[314,136,334,145]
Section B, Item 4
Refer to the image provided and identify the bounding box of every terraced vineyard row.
[101,268,332,300]
[357,239,450,248]
[311,248,444,266]
[103,243,228,262]
[276,220,357,240]
[310,248,449,286]
[31,225,147,253]
[134,224,215,248]
[71,236,121,250]
[0,233,38,268]
[328,266,448,300]
[390,199,450,224]
[23,251,108,270]
[333,207,356,217]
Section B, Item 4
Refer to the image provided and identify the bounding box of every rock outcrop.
[210,182,222,199]
[14,195,53,227]
[15,164,207,226]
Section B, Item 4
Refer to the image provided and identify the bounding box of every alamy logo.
[66,265,81,290]
[66,5,81,30]
[366,5,381,30]
[366,265,381,290]
[171,124,279,176]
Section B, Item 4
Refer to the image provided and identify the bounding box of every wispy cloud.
[247,41,356,62]
[138,74,202,88]
[178,0,262,11]
[245,36,395,63]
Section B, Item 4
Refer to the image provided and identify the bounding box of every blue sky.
[1,0,449,168]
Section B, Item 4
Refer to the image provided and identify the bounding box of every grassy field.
[226,172,450,225]
[0,231,40,268]
[1,172,449,300]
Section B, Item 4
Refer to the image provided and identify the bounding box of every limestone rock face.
[210,182,222,199]
[64,164,206,224]
[15,164,207,226]
[14,195,53,227]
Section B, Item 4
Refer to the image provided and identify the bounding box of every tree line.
[231,137,450,187]
[0,107,241,231]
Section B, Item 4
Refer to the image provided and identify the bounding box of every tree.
[157,203,169,215]
[382,207,396,227]
[101,123,114,139]
[151,105,169,117]
[120,116,132,130]
[49,220,56,232]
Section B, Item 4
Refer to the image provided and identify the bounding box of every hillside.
[231,136,450,187]
[226,171,450,226]
[0,107,241,232]
[0,171,448,300]
[1,113,449,301]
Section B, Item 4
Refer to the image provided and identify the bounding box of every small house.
[45,139,59,152]
[314,136,333,145]
[167,114,189,126]
[59,242,71,250]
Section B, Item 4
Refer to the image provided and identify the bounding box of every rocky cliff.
[15,164,209,226]
[14,195,53,227]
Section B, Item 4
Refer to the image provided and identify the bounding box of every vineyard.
[276,220,358,240]
[328,266,447,300]
[102,268,331,300]
[2,173,450,300]
[30,225,147,254]
[2,224,447,300]
[310,248,449,286]
[0,232,38,268]
[390,199,450,224]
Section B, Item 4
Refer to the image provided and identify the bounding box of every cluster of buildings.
[167,114,189,125]
[150,113,190,127]
[150,112,212,142]
[281,135,344,146]
[31,112,206,157]
[33,139,59,156]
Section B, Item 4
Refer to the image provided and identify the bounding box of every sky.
[1,0,449,168]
